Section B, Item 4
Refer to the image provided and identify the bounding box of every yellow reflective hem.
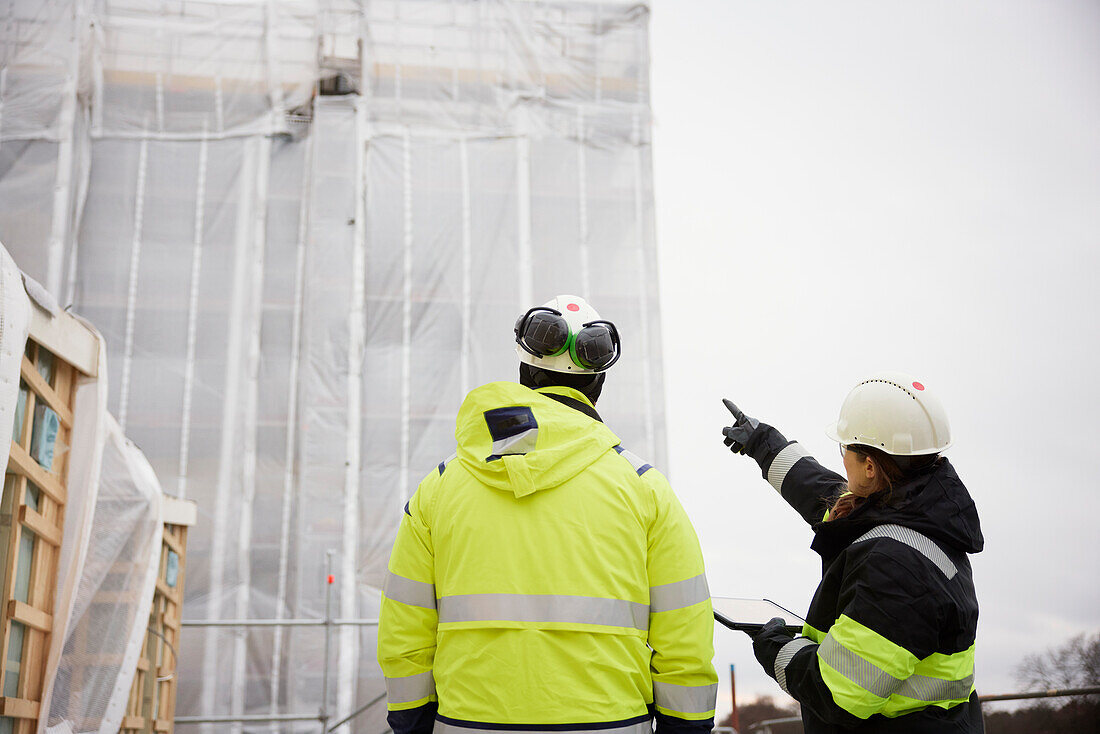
[818,655,888,719]
[914,642,976,680]
[880,689,976,718]
[818,634,976,718]
[828,615,917,680]
[802,622,826,643]
[653,704,716,721]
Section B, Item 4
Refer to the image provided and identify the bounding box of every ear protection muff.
[514,307,571,358]
[570,320,620,371]
[514,307,621,372]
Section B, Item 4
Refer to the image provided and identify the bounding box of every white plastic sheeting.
[0,245,31,472]
[0,240,164,734]
[45,416,163,734]
[1,2,664,731]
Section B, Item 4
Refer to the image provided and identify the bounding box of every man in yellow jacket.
[378,295,717,734]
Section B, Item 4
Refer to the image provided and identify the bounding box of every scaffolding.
[0,2,664,731]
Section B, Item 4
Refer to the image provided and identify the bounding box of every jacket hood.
[892,458,984,553]
[816,458,984,556]
[454,381,621,498]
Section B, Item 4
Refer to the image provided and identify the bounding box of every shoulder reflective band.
[649,574,709,613]
[435,715,653,734]
[385,670,435,705]
[437,593,649,631]
[438,452,457,475]
[820,635,974,703]
[774,637,816,694]
[653,680,718,715]
[768,443,811,493]
[384,570,437,609]
[613,445,653,476]
[851,524,957,579]
[484,406,539,460]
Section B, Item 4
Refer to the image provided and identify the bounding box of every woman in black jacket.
[722,372,984,733]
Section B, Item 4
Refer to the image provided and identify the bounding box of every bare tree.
[1014,631,1100,694]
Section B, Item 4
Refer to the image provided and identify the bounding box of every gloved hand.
[722,398,761,455]
[752,617,796,675]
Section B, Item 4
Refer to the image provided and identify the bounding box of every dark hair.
[827,445,937,521]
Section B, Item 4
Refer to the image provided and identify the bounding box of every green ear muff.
[517,307,621,371]
[567,332,581,369]
[515,307,570,358]
[570,321,620,371]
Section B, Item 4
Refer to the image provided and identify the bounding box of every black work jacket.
[746,424,985,734]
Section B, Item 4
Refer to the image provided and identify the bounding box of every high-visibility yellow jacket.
[378,382,717,734]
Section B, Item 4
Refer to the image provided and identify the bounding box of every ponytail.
[826,446,937,521]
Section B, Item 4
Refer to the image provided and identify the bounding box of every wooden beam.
[18,505,62,547]
[27,308,99,377]
[121,715,145,730]
[8,601,51,633]
[155,579,180,605]
[8,443,66,504]
[162,611,180,630]
[161,528,183,556]
[0,696,39,718]
[19,358,74,429]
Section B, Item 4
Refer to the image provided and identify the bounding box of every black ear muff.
[515,307,569,358]
[573,320,621,371]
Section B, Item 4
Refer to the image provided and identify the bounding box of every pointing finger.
[722,398,745,422]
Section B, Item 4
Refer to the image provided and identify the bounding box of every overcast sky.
[648,0,1100,719]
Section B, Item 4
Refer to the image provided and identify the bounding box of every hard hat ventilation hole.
[859,378,919,401]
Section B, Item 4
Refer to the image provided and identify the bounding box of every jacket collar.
[536,386,602,422]
[811,458,983,561]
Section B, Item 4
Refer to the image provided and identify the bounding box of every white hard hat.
[825,372,952,455]
[514,295,621,374]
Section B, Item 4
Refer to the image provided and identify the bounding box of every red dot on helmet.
[567,303,580,311]
[912,381,925,391]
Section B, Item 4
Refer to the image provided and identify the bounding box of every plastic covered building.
[0,2,665,731]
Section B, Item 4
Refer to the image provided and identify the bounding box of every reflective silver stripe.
[438,452,458,475]
[653,680,718,714]
[819,635,974,702]
[434,721,652,734]
[774,637,815,694]
[819,634,900,697]
[852,524,957,579]
[900,671,975,702]
[384,570,437,609]
[385,670,435,704]
[615,446,653,476]
[767,443,811,493]
[490,428,538,457]
[437,593,649,631]
[650,574,709,613]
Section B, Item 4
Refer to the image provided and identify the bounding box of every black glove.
[752,617,796,676]
[722,398,761,454]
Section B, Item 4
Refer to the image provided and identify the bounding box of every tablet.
[711,597,805,634]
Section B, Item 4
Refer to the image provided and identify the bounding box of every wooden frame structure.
[0,304,97,734]
[122,497,194,734]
